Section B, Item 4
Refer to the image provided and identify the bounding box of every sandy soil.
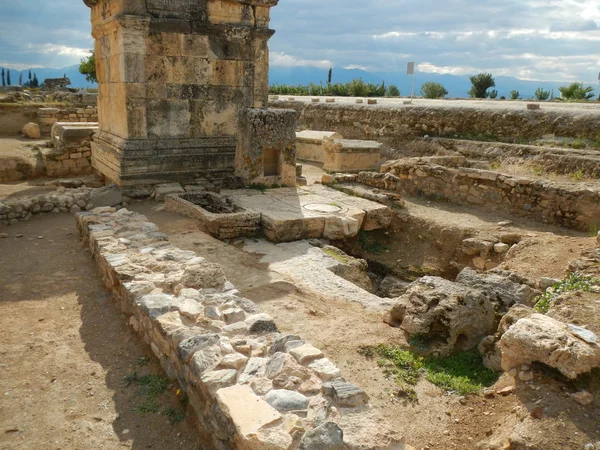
[0,213,203,450]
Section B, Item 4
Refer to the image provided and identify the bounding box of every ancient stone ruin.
[84,0,296,188]
[1,3,600,450]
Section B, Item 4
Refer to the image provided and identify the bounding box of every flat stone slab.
[296,130,342,143]
[223,185,391,242]
[216,385,282,437]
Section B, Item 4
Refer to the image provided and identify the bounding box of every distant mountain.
[1,65,96,89]
[269,66,593,99]
[2,63,594,99]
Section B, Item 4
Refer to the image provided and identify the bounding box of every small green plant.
[534,88,551,101]
[420,81,448,99]
[534,272,600,313]
[136,356,151,367]
[488,89,498,99]
[571,169,585,181]
[571,138,585,150]
[132,399,160,415]
[162,407,186,424]
[359,345,498,397]
[248,183,268,192]
[510,90,520,100]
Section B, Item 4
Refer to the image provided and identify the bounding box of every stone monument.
[83,0,296,187]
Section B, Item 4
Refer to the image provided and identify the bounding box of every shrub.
[347,78,370,97]
[386,85,400,97]
[559,82,595,101]
[510,90,520,100]
[420,81,448,99]
[488,89,498,99]
[468,73,495,98]
[79,50,97,84]
[534,88,550,101]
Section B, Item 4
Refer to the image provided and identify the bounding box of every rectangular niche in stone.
[235,107,298,187]
[263,148,280,177]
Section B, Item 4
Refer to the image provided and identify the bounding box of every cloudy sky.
[1,0,599,82]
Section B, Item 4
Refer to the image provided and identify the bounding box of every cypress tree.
[32,73,39,88]
[6,70,11,86]
[19,73,22,86]
[1,68,5,86]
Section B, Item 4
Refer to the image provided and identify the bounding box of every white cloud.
[27,44,91,57]
[344,64,369,71]
[0,62,44,70]
[270,52,333,69]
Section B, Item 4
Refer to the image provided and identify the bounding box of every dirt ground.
[132,202,600,450]
[0,213,203,450]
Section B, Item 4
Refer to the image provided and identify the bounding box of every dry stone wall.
[270,101,600,148]
[38,107,98,136]
[325,161,600,231]
[76,208,407,450]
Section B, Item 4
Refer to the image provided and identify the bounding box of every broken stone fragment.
[265,389,309,411]
[180,262,226,290]
[500,314,600,379]
[201,369,237,396]
[322,380,369,407]
[308,358,342,381]
[299,421,345,450]
[289,343,324,365]
[219,352,248,370]
[245,313,278,334]
[571,390,594,406]
[215,385,282,438]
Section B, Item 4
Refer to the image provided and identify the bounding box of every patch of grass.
[162,407,186,424]
[534,272,600,313]
[248,183,268,192]
[571,138,585,149]
[359,344,498,397]
[571,169,585,181]
[136,356,151,367]
[358,230,388,254]
[132,399,160,415]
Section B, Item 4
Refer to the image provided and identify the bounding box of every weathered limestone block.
[83,0,280,186]
[296,130,342,163]
[235,108,298,187]
[500,314,600,379]
[323,138,382,173]
[385,276,497,356]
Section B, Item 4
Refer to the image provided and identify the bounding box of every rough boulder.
[22,122,41,139]
[384,276,497,356]
[500,313,600,379]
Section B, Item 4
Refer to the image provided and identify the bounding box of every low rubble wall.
[41,123,98,177]
[422,137,600,178]
[270,101,600,148]
[331,160,600,231]
[76,208,406,450]
[38,107,98,136]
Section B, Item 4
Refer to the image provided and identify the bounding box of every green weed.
[359,345,498,397]
[132,399,160,415]
[571,169,585,181]
[534,272,600,313]
[248,183,268,192]
[162,407,186,424]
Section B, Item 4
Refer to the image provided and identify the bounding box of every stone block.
[323,139,382,173]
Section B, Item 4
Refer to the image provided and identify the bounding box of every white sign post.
[407,62,416,104]
[597,72,600,101]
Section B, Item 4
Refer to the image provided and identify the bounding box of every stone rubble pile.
[0,184,120,226]
[76,208,408,450]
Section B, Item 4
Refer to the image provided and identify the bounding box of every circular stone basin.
[303,203,342,213]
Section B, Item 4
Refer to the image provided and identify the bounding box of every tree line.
[1,68,41,88]
[269,69,598,101]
